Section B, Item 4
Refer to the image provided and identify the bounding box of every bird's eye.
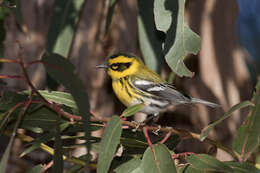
[111,64,119,70]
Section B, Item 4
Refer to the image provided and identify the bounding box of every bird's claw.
[152,125,161,135]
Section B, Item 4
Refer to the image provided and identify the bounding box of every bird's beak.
[96,64,109,69]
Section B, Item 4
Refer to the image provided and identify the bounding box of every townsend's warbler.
[96,53,219,116]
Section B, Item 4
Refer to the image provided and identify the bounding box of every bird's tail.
[190,97,220,108]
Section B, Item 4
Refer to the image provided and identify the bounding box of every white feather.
[134,80,153,85]
[147,86,164,91]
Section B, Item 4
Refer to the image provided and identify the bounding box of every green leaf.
[13,0,22,25]
[232,80,260,161]
[154,0,172,32]
[178,164,204,173]
[20,122,70,158]
[114,157,141,173]
[161,0,200,77]
[121,103,144,117]
[0,91,27,112]
[24,90,78,109]
[104,0,117,34]
[0,133,14,172]
[137,144,177,173]
[0,7,11,57]
[137,0,164,73]
[25,164,44,173]
[42,52,91,164]
[20,106,66,131]
[225,161,260,173]
[97,116,122,173]
[46,0,84,57]
[200,101,252,141]
[0,104,26,172]
[53,116,63,172]
[186,154,234,172]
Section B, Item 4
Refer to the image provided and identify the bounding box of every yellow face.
[102,54,144,80]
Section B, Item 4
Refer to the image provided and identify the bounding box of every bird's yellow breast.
[112,78,140,107]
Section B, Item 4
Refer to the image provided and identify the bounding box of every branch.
[89,114,240,160]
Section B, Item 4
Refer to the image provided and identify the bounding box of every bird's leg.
[152,125,161,135]
[131,121,145,132]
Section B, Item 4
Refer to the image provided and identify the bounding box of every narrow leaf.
[225,161,260,173]
[232,80,260,161]
[97,116,122,173]
[137,0,164,72]
[46,0,84,56]
[178,164,204,173]
[104,0,117,34]
[24,90,78,109]
[0,134,14,172]
[53,116,63,172]
[114,158,141,173]
[121,103,144,117]
[138,144,177,173]
[42,53,91,165]
[200,101,253,141]
[0,104,27,172]
[20,106,67,131]
[186,154,234,172]
[13,0,23,25]
[25,164,44,173]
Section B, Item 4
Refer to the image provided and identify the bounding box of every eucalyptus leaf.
[46,0,84,56]
[136,144,177,173]
[137,0,164,73]
[114,157,141,173]
[158,0,200,77]
[42,52,91,165]
[97,116,122,173]
[186,154,234,172]
[24,90,78,110]
[232,80,260,161]
[25,164,44,173]
[121,103,144,117]
[200,101,252,141]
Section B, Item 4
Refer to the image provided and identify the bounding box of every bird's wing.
[130,76,191,104]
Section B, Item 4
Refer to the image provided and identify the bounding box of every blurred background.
[0,0,259,172]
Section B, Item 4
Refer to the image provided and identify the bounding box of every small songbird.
[96,53,219,117]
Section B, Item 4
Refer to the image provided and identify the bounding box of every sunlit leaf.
[97,116,122,173]
[200,101,252,141]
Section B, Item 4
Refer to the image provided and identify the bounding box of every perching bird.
[96,53,219,117]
